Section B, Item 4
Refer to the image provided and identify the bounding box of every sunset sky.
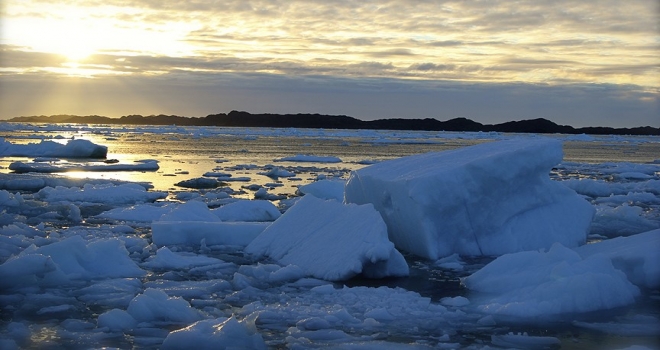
[1,0,658,127]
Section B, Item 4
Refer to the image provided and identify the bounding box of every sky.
[1,0,658,128]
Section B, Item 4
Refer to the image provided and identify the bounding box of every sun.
[62,44,95,62]
[46,22,99,63]
[7,10,100,63]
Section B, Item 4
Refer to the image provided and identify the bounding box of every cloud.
[2,0,658,127]
[1,70,657,128]
[366,48,415,58]
[409,63,456,72]
[0,45,67,68]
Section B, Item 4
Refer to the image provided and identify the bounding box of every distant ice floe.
[345,137,594,259]
[246,195,409,281]
[37,183,167,205]
[297,179,346,201]
[175,177,221,189]
[143,246,228,270]
[561,178,660,199]
[211,199,281,222]
[258,166,296,178]
[0,173,153,192]
[490,333,561,349]
[274,154,342,163]
[96,203,177,222]
[590,204,658,237]
[0,137,107,158]
[9,159,159,173]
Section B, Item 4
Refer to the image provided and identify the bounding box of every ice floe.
[462,243,640,318]
[345,137,594,259]
[0,235,144,290]
[0,173,153,191]
[8,159,159,173]
[296,178,346,201]
[161,317,266,350]
[490,332,561,349]
[211,199,281,222]
[0,137,108,158]
[246,195,409,281]
[575,228,660,289]
[37,183,167,205]
[590,204,658,237]
[274,154,342,163]
[96,203,177,222]
[175,177,221,189]
[151,201,269,247]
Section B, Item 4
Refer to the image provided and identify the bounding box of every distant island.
[6,111,660,136]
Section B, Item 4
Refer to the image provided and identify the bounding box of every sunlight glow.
[3,2,199,77]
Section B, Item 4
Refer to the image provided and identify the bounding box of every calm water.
[2,127,658,196]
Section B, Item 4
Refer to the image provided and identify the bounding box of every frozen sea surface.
[1,123,659,349]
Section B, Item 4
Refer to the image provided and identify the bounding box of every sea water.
[1,124,659,349]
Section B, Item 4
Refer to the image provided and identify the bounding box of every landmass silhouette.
[6,111,660,135]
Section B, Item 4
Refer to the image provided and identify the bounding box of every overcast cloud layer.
[1,0,658,127]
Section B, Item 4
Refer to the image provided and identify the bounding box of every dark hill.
[5,112,660,136]
[486,118,575,134]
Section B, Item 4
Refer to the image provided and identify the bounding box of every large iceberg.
[245,195,409,281]
[344,137,595,259]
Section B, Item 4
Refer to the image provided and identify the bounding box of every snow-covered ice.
[0,137,108,158]
[0,173,153,192]
[161,317,266,350]
[246,195,409,281]
[274,154,342,163]
[575,228,660,289]
[462,243,640,318]
[297,178,346,201]
[125,288,204,324]
[1,235,144,290]
[175,177,220,189]
[590,204,658,237]
[490,332,561,349]
[96,203,177,222]
[37,183,167,205]
[211,199,281,222]
[345,137,595,259]
[8,159,159,173]
[151,201,269,247]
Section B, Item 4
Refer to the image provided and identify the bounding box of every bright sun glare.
[7,8,100,64]
[62,45,95,62]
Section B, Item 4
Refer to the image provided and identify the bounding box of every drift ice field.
[0,123,659,349]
